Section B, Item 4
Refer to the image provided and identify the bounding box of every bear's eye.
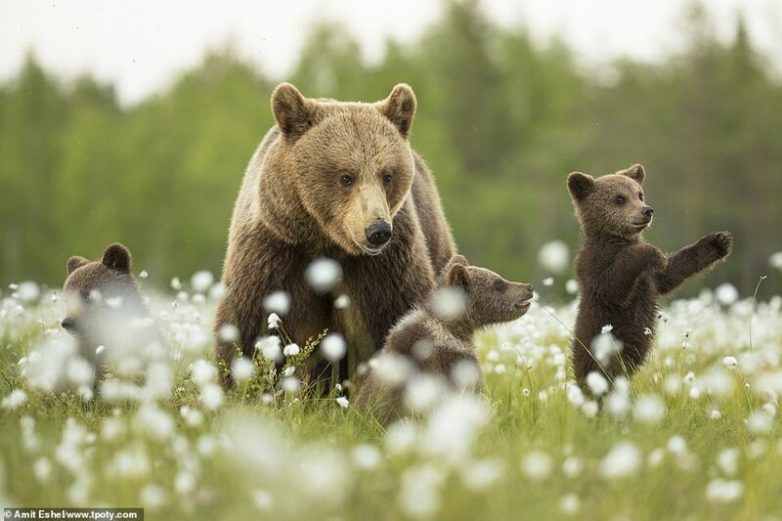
[382,172,393,186]
[614,195,626,205]
[339,174,354,187]
[492,279,507,293]
[638,192,644,201]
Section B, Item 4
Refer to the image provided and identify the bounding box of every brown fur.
[215,83,455,384]
[62,243,158,381]
[356,255,534,422]
[567,164,733,389]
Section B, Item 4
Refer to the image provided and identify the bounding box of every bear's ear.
[67,256,89,275]
[271,83,315,140]
[567,172,595,201]
[377,84,416,138]
[619,163,646,185]
[445,258,470,288]
[102,243,131,273]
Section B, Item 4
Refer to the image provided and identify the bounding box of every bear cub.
[567,164,732,392]
[356,254,534,423]
[63,243,163,384]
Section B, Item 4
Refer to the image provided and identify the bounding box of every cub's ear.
[271,83,315,140]
[446,259,470,288]
[377,84,416,138]
[619,163,646,185]
[67,256,89,275]
[567,172,595,201]
[102,243,131,273]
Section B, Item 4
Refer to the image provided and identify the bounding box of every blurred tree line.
[1,1,781,298]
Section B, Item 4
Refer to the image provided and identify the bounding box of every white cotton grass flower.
[722,356,738,368]
[281,376,300,395]
[174,471,196,496]
[263,291,290,316]
[321,333,346,362]
[253,489,274,511]
[565,279,579,294]
[633,395,666,424]
[200,383,224,410]
[404,374,446,413]
[293,448,353,507]
[336,396,349,409]
[566,384,585,408]
[2,389,27,410]
[430,286,466,322]
[334,294,351,309]
[542,277,554,286]
[705,479,744,503]
[521,450,553,481]
[585,372,609,396]
[138,270,148,279]
[305,257,342,293]
[538,240,570,274]
[218,323,239,343]
[231,357,255,383]
[398,464,444,519]
[460,458,506,491]
[421,395,491,464]
[717,448,739,475]
[747,411,773,434]
[20,416,39,452]
[33,457,52,483]
[385,420,419,455]
[450,359,481,391]
[170,277,182,291]
[256,336,282,363]
[599,441,642,479]
[283,343,300,357]
[267,313,281,330]
[17,281,41,303]
[770,251,782,270]
[710,409,722,420]
[591,332,622,365]
[179,406,204,428]
[715,283,739,305]
[560,493,581,514]
[562,456,583,478]
[208,282,226,300]
[139,484,168,510]
[135,403,175,441]
[190,359,218,386]
[191,271,214,293]
[352,444,382,471]
[66,358,94,388]
[601,324,613,334]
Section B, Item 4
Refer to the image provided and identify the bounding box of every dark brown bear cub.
[567,164,732,392]
[356,255,534,423]
[63,243,162,383]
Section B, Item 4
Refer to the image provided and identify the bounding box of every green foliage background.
[1,1,780,297]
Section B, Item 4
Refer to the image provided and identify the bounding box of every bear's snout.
[365,221,392,247]
[642,206,654,219]
[61,317,76,333]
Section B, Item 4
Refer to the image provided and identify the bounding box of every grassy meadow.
[1,273,781,521]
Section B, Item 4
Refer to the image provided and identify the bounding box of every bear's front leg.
[655,231,733,295]
[600,244,667,304]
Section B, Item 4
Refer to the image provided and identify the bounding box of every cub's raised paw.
[705,231,733,260]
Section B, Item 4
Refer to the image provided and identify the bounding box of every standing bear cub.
[215,83,454,385]
[63,243,163,384]
[356,255,534,423]
[567,164,732,391]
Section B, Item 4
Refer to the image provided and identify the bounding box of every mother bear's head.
[268,83,417,256]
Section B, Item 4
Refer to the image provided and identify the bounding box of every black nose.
[365,222,392,247]
[527,284,535,293]
[61,318,75,331]
[642,206,654,218]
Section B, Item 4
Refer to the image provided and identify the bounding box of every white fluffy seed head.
[305,258,342,294]
[263,291,290,316]
[321,333,346,362]
[430,286,466,322]
[538,240,570,274]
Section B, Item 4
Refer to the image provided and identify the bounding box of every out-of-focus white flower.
[715,283,739,305]
[599,442,641,479]
[398,464,444,519]
[17,281,41,303]
[565,279,579,294]
[231,357,255,383]
[538,240,570,273]
[586,372,609,396]
[542,277,554,287]
[2,389,27,410]
[717,448,739,475]
[369,353,414,387]
[218,323,239,343]
[521,450,553,481]
[634,395,666,424]
[253,489,274,511]
[140,484,167,510]
[421,395,490,463]
[747,411,773,434]
[170,277,182,291]
[135,403,174,441]
[174,471,196,496]
[560,493,580,514]
[644,327,653,336]
[352,444,382,471]
[256,336,282,363]
[263,291,290,316]
[190,359,218,386]
[200,383,224,410]
[667,436,688,454]
[336,396,349,409]
[460,458,505,491]
[138,270,148,279]
[430,286,466,322]
[601,324,613,334]
[705,479,744,503]
[566,384,584,408]
[281,376,300,395]
[768,251,782,270]
[191,271,214,293]
[305,258,342,293]
[321,333,346,362]
[450,359,481,390]
[385,421,419,455]
[710,409,722,420]
[334,294,351,309]
[722,356,738,368]
[33,457,52,483]
[180,406,204,428]
[404,374,446,413]
[562,456,583,478]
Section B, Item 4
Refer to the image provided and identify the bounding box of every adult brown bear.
[215,83,454,384]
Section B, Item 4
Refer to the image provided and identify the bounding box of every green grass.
[1,289,781,520]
